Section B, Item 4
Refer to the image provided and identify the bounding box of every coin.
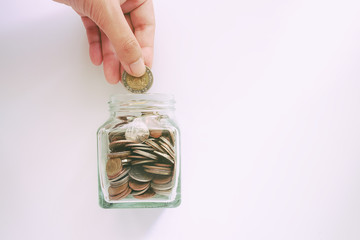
[145,139,163,152]
[108,151,131,159]
[125,143,149,148]
[122,66,153,94]
[160,136,175,150]
[133,150,158,160]
[131,159,156,165]
[109,187,131,200]
[131,147,154,151]
[151,181,174,191]
[128,155,147,159]
[106,158,122,179]
[109,140,134,151]
[159,142,175,159]
[110,175,130,187]
[129,166,153,182]
[153,189,172,196]
[153,151,174,164]
[143,165,172,171]
[109,166,131,182]
[129,179,150,191]
[132,184,150,196]
[144,168,172,175]
[152,175,173,185]
[150,129,162,138]
[133,188,156,199]
[108,182,128,196]
[125,119,150,143]
[154,163,172,168]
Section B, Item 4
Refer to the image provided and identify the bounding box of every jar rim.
[109,93,174,104]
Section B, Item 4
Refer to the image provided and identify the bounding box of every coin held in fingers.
[122,66,153,94]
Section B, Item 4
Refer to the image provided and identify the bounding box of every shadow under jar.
[97,94,181,208]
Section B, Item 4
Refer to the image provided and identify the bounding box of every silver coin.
[160,136,175,151]
[110,175,130,187]
[125,119,150,143]
[133,150,158,160]
[144,168,172,175]
[153,151,174,164]
[131,184,150,196]
[144,139,163,152]
[121,158,132,164]
[131,147,154,151]
[125,143,149,148]
[129,166,153,182]
[168,128,176,146]
[151,180,174,191]
[131,159,156,165]
[153,189,172,196]
[143,165,172,171]
[159,142,175,159]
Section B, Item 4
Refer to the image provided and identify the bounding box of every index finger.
[129,0,155,68]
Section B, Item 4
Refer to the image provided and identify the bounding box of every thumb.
[93,1,145,77]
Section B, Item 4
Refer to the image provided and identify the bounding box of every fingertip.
[89,44,103,66]
[126,58,146,77]
[103,58,120,84]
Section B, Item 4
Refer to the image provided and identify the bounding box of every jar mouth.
[109,93,175,112]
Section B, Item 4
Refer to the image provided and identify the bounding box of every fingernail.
[129,58,146,77]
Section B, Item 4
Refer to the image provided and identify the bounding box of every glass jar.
[97,93,181,208]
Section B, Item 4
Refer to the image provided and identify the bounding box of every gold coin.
[122,66,153,94]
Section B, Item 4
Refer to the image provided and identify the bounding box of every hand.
[54,0,155,84]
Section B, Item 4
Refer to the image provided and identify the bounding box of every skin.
[54,0,155,84]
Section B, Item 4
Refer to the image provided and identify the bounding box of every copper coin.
[129,179,150,191]
[108,151,131,159]
[109,187,131,201]
[152,175,173,185]
[131,147,154,151]
[109,140,134,151]
[132,184,150,196]
[108,182,128,196]
[133,188,156,199]
[154,163,173,168]
[106,158,122,178]
[150,129,162,138]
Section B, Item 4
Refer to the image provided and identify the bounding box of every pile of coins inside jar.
[105,113,176,201]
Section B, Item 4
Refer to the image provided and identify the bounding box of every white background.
[1,0,360,239]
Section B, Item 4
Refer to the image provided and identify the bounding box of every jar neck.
[108,93,175,116]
